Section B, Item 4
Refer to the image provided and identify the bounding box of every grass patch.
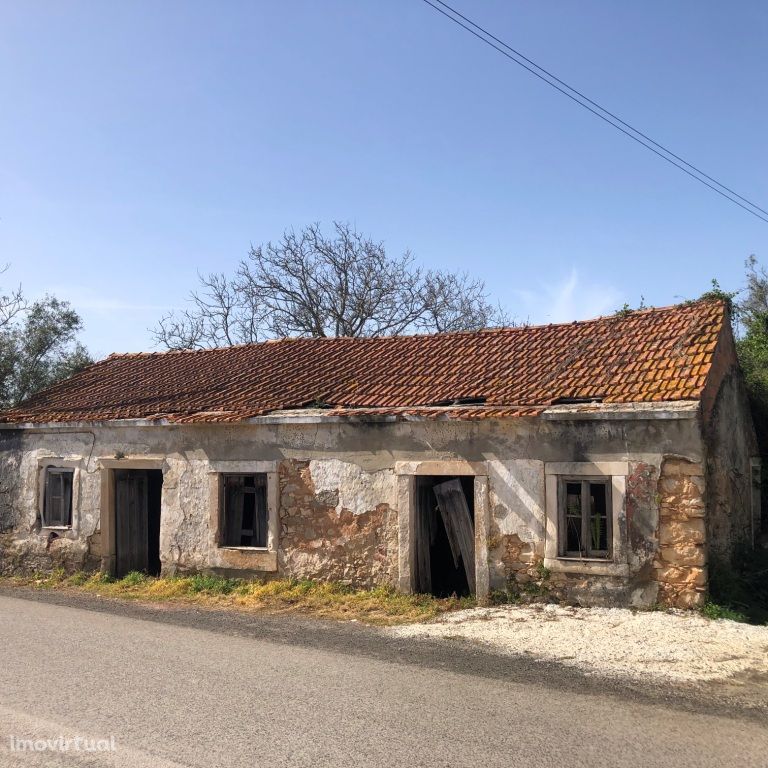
[708,546,768,625]
[489,563,553,606]
[68,571,89,586]
[700,601,748,622]
[121,570,149,587]
[188,573,240,595]
[0,572,474,626]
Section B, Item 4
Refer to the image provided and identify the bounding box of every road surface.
[0,593,766,767]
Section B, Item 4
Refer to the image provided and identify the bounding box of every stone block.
[658,543,706,567]
[658,518,706,547]
[655,564,706,587]
[682,476,706,495]
[673,588,706,609]
[659,477,682,494]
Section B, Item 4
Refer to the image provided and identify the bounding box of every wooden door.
[433,479,476,594]
[114,470,149,577]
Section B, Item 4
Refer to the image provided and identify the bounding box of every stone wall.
[703,367,759,562]
[278,459,398,587]
[625,461,662,606]
[0,430,100,575]
[160,457,214,574]
[546,573,630,607]
[0,412,710,608]
[654,458,707,608]
[486,458,667,607]
[0,430,22,534]
[487,459,545,590]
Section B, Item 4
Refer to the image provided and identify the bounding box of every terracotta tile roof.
[0,300,727,425]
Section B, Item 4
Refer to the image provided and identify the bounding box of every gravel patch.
[389,604,768,683]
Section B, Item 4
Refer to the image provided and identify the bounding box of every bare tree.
[154,222,511,349]
[0,265,27,331]
[418,270,511,333]
[152,272,261,350]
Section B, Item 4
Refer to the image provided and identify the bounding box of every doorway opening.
[114,469,163,578]
[414,476,475,597]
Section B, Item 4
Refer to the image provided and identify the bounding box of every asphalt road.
[1,593,766,768]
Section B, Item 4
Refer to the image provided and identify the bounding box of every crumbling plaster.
[308,459,397,516]
[0,412,707,607]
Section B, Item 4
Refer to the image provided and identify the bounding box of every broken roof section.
[0,300,727,425]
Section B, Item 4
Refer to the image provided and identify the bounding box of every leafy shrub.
[701,601,747,622]
[489,588,517,606]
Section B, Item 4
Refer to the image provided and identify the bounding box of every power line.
[431,0,768,219]
[420,0,768,224]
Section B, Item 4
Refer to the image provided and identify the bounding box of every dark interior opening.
[222,473,268,547]
[414,475,475,598]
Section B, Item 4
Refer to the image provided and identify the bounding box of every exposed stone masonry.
[500,534,536,580]
[278,460,398,588]
[655,458,707,608]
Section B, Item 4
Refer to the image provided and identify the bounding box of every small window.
[558,477,612,558]
[220,474,268,548]
[43,468,74,528]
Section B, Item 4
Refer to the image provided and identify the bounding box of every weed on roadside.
[708,546,768,625]
[189,573,241,595]
[700,601,748,623]
[0,572,474,626]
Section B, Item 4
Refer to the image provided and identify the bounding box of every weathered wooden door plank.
[115,470,150,577]
[433,479,476,594]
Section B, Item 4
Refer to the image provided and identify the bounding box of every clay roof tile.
[0,300,726,424]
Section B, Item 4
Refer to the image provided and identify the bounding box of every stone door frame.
[98,457,165,575]
[395,460,490,603]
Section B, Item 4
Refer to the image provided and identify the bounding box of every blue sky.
[1,1,766,357]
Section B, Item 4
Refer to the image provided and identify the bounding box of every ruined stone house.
[0,299,760,608]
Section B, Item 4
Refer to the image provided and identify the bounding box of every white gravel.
[389,604,768,683]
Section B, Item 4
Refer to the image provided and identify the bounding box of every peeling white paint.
[308,459,397,516]
[488,460,545,542]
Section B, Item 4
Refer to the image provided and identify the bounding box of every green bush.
[701,601,747,622]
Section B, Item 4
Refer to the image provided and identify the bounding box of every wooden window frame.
[219,473,269,549]
[42,468,74,529]
[557,476,612,559]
